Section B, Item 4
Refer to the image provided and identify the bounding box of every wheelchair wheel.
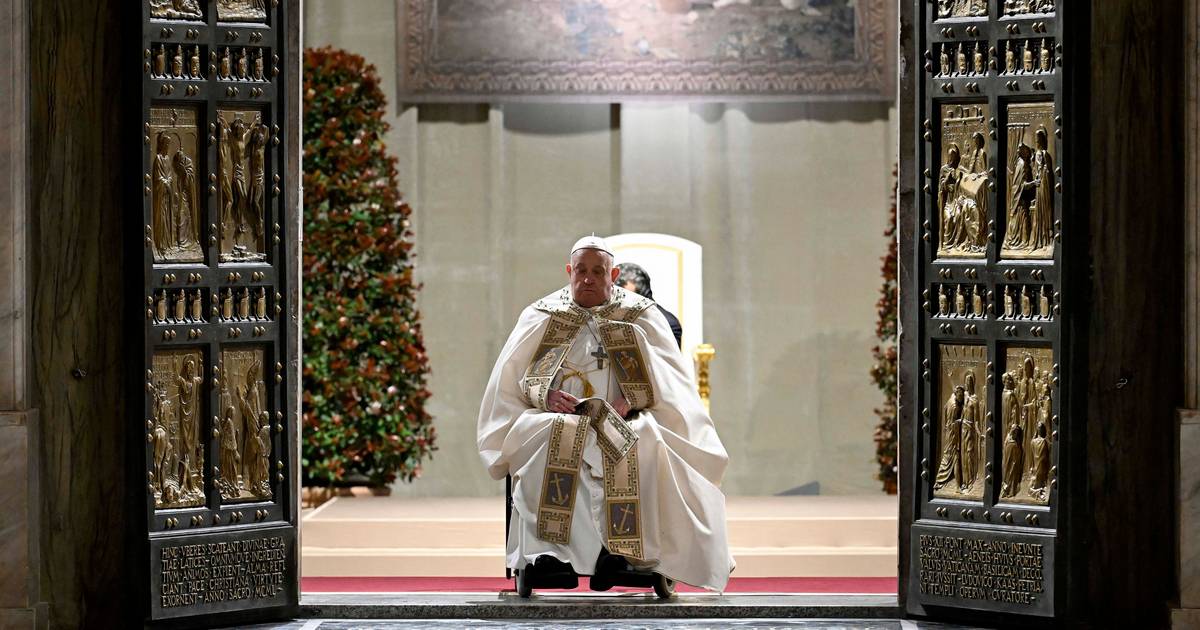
[653,573,675,599]
[515,568,533,598]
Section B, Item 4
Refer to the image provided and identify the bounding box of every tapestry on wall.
[396,0,892,101]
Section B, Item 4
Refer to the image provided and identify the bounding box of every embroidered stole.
[520,288,655,559]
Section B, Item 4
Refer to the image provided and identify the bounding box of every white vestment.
[477,286,734,591]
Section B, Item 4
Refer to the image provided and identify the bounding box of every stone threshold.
[299,592,900,620]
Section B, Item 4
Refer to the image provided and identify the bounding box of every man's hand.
[611,396,631,418]
[546,389,580,414]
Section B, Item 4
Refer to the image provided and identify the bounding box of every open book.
[574,397,638,462]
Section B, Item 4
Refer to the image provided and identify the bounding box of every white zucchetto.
[570,233,612,257]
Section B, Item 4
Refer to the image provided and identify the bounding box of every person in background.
[617,263,682,349]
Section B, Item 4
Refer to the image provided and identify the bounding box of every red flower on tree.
[870,166,899,495]
[302,47,436,486]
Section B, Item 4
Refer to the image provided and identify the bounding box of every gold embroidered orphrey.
[522,287,655,559]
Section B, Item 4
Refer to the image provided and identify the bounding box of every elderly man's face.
[567,248,619,308]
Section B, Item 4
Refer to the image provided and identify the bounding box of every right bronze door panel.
[908,0,1071,619]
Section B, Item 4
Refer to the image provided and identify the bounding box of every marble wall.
[1180,411,1200,628]
[306,0,899,498]
[0,0,42,627]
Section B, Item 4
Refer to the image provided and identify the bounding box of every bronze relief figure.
[216,0,268,23]
[217,347,273,501]
[218,109,269,262]
[999,348,1055,505]
[149,0,203,20]
[934,345,988,501]
[149,107,203,263]
[937,0,987,19]
[151,350,206,509]
[1003,103,1057,259]
[937,104,992,258]
[1003,0,1055,17]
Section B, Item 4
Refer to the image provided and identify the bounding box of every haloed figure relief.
[937,104,992,258]
[218,109,268,262]
[151,350,206,509]
[216,0,267,23]
[1003,102,1057,259]
[149,0,202,20]
[217,347,272,501]
[934,345,988,501]
[149,107,203,263]
[999,347,1054,504]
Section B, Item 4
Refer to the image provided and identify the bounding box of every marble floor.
[237,621,985,630]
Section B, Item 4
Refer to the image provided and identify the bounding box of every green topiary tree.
[869,166,899,495]
[302,47,435,487]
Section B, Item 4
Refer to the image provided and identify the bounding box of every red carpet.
[302,576,896,594]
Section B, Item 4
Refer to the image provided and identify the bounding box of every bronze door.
[905,0,1079,620]
[137,0,297,622]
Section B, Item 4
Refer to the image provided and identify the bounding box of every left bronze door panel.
[138,0,297,622]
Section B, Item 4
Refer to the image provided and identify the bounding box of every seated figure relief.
[938,133,991,257]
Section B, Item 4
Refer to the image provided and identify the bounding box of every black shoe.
[590,549,659,590]
[588,550,622,591]
[523,555,579,590]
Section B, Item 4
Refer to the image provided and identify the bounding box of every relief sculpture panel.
[999,347,1054,505]
[934,284,988,319]
[149,107,204,263]
[151,349,207,509]
[1003,0,1055,17]
[149,0,203,20]
[1000,284,1056,320]
[1000,39,1055,76]
[217,109,269,262]
[1002,102,1056,260]
[216,47,269,82]
[936,42,988,78]
[936,0,987,20]
[934,345,988,501]
[151,44,205,80]
[151,289,206,325]
[937,104,991,259]
[217,346,273,502]
[216,0,268,23]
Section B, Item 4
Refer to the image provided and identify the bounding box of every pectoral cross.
[590,344,608,370]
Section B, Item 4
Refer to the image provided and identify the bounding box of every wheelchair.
[506,475,676,599]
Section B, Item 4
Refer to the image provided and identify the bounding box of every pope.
[477,235,734,594]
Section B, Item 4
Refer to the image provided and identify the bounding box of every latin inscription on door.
[912,524,1053,617]
[151,527,294,619]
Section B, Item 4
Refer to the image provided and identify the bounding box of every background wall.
[306,0,898,497]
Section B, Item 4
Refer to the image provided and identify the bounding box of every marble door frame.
[0,0,42,628]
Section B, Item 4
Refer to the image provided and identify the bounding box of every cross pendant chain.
[590,344,609,370]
